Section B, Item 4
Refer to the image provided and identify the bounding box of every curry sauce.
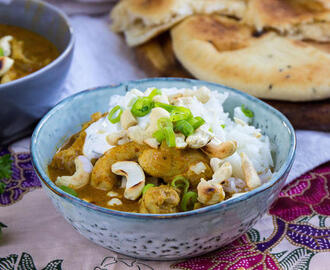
[0,24,59,83]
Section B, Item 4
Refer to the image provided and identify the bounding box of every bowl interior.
[0,0,71,53]
[32,78,296,215]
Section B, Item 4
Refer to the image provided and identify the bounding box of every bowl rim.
[31,77,296,219]
[0,0,74,91]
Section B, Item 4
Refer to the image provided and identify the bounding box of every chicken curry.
[48,87,274,214]
[0,24,59,84]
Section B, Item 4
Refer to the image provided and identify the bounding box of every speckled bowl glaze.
[31,78,296,260]
[0,0,74,145]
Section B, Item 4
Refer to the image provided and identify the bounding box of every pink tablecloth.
[1,146,330,270]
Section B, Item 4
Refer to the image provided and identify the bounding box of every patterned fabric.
[172,162,330,270]
[0,148,41,206]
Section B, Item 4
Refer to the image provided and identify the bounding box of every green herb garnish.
[180,191,198,212]
[142,184,155,195]
[108,105,124,124]
[59,185,78,197]
[0,154,13,194]
[241,105,254,118]
[0,48,4,57]
[221,124,226,129]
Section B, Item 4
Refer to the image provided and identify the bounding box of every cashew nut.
[197,162,232,205]
[0,56,14,77]
[212,162,232,184]
[202,139,237,159]
[111,161,145,200]
[240,152,261,189]
[144,137,160,149]
[197,179,225,205]
[186,127,212,148]
[106,130,128,146]
[120,109,137,130]
[184,86,211,103]
[0,36,13,56]
[127,125,146,144]
[145,107,170,136]
[55,155,93,189]
[107,198,122,206]
[210,157,224,172]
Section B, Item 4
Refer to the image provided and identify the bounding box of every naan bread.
[171,15,330,101]
[110,0,247,46]
[243,0,330,42]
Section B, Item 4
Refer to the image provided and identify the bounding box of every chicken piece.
[50,131,86,174]
[139,185,180,214]
[91,142,149,191]
[50,112,104,173]
[138,143,213,187]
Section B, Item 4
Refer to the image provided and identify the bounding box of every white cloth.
[9,13,330,184]
[46,0,116,15]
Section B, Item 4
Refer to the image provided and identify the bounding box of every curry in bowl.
[48,86,274,214]
[0,24,59,84]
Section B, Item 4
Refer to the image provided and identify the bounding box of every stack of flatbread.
[110,0,330,102]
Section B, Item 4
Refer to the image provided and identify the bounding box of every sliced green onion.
[148,88,162,99]
[180,191,198,212]
[170,106,192,122]
[171,176,190,194]
[153,129,165,143]
[208,127,213,133]
[163,127,176,147]
[241,105,254,118]
[108,105,123,124]
[142,183,155,195]
[0,48,4,57]
[157,117,173,129]
[0,182,6,194]
[131,97,154,117]
[221,124,226,129]
[175,120,194,137]
[188,116,205,130]
[60,185,77,197]
[154,102,175,112]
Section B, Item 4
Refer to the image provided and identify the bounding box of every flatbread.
[110,0,247,46]
[171,15,330,101]
[243,0,330,42]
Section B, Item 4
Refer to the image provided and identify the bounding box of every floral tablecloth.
[1,143,330,270]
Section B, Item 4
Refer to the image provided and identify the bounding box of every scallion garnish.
[153,129,165,143]
[170,108,192,123]
[188,116,205,130]
[157,117,173,129]
[221,124,226,129]
[0,48,4,57]
[131,97,154,117]
[180,191,198,212]
[163,127,176,147]
[148,88,162,99]
[108,105,123,124]
[154,102,175,112]
[142,183,155,195]
[152,118,176,147]
[171,176,190,194]
[174,120,194,137]
[59,185,78,197]
[241,105,254,118]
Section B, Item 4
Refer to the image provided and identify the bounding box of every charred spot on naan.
[188,15,253,52]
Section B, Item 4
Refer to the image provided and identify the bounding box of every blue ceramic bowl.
[31,78,296,260]
[0,0,74,145]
